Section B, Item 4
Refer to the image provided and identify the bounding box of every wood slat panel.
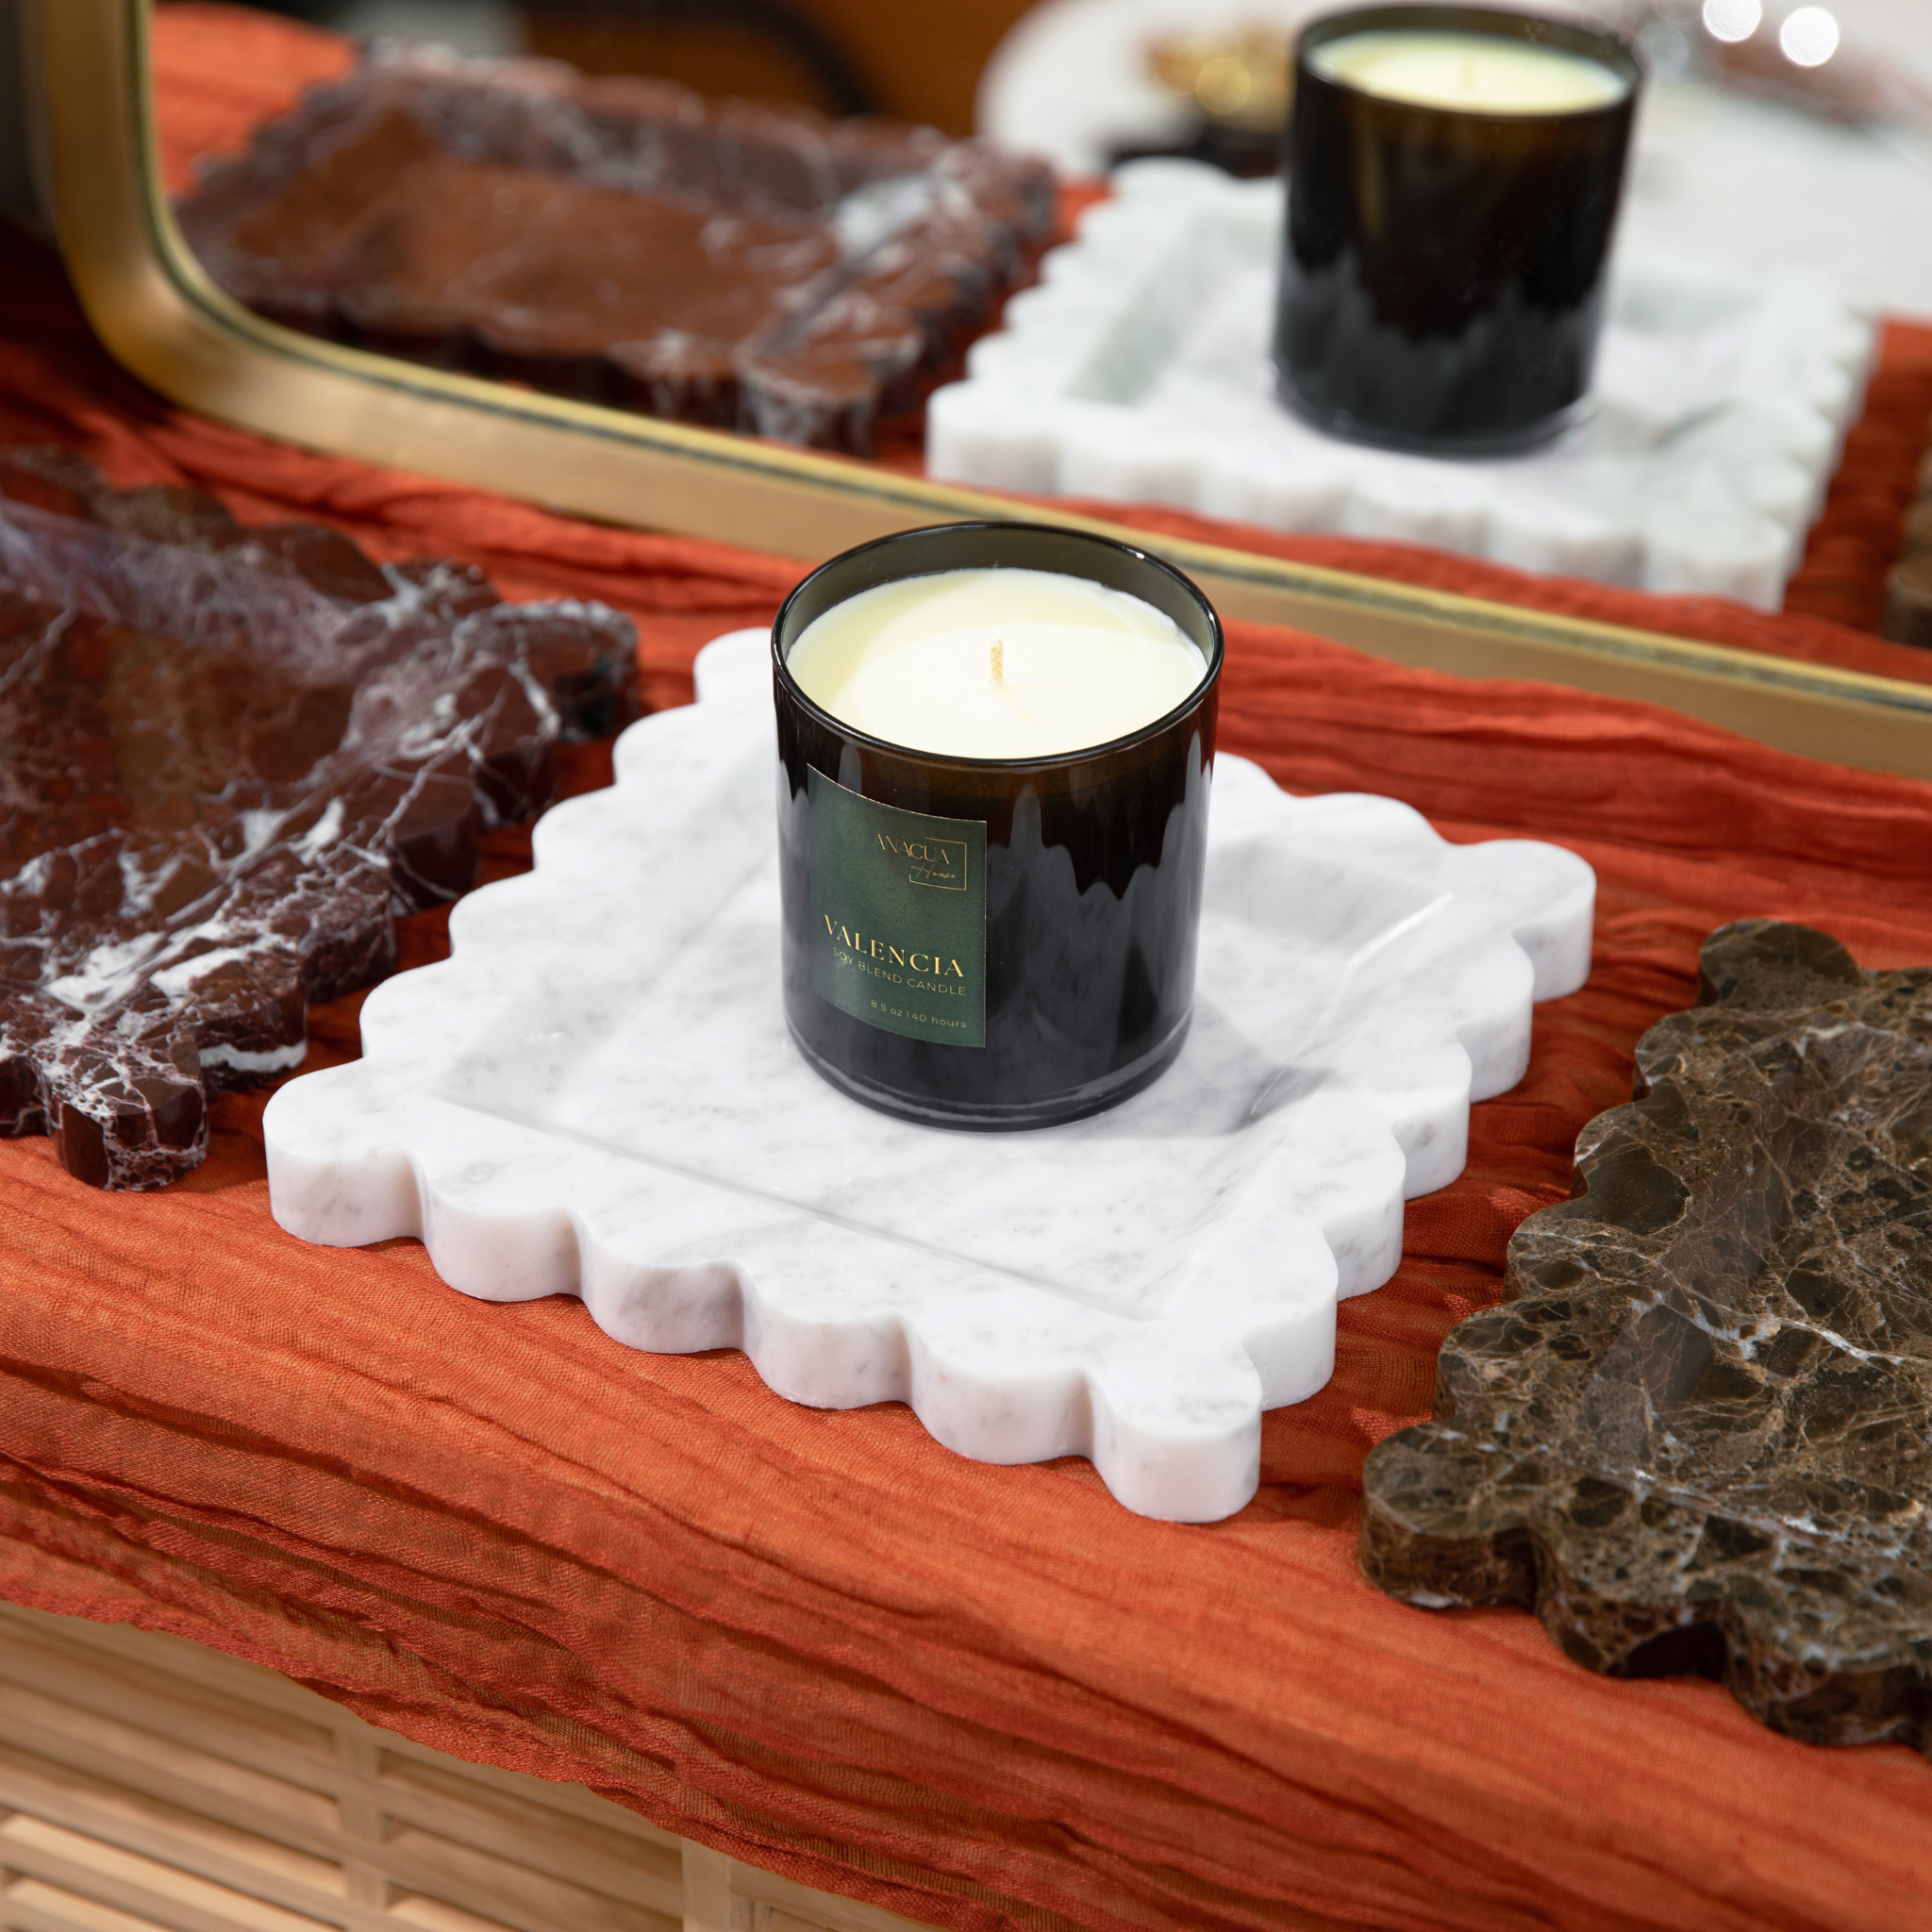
[0,1681,338,1839]
[374,1757,684,1906]
[7,1873,255,1932]
[0,1607,934,1932]
[0,1815,335,1932]
[0,1746,348,1903]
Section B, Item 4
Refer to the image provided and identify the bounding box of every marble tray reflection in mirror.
[930,162,1878,609]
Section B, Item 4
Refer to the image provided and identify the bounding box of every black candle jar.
[773,524,1224,1130]
[1275,5,1641,455]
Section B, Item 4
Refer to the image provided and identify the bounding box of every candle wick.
[991,640,1004,685]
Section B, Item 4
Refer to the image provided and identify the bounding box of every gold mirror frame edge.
[30,0,1932,780]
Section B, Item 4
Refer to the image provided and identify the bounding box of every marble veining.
[265,627,1594,1521]
[0,452,636,1190]
[1363,921,1932,1750]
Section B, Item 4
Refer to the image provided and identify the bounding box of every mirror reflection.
[158,0,1932,680]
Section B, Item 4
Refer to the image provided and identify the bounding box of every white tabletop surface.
[978,0,1932,322]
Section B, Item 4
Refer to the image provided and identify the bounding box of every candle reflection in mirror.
[1274,5,1641,456]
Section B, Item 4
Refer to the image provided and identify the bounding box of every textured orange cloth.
[8,556,1932,1932]
[1,15,1931,1932]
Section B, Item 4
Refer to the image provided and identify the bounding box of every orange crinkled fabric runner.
[0,11,1930,1932]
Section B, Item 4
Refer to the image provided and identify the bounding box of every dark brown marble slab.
[1885,449,1932,645]
[175,47,1055,457]
[1887,554,1932,647]
[1362,920,1932,1751]
[0,449,638,1190]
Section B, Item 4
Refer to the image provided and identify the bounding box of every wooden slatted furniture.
[0,1604,932,1932]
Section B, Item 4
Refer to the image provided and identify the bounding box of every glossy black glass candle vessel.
[1275,6,1641,455]
[773,524,1224,1130]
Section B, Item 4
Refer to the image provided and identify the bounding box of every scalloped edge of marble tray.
[262,629,1596,1522]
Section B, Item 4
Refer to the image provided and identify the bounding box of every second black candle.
[1275,5,1641,456]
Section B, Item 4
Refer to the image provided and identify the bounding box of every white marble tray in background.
[927,161,1878,610]
[264,628,1595,1523]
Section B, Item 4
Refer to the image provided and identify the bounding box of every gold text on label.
[822,914,967,979]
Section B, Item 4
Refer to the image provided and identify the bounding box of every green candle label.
[808,767,985,1049]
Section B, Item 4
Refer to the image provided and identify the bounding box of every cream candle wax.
[783,567,1208,760]
[773,524,1224,1130]
[1308,30,1628,114]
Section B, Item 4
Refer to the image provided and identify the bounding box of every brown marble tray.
[1884,461,1932,646]
[175,46,1055,457]
[0,448,638,1191]
[1362,920,1932,1751]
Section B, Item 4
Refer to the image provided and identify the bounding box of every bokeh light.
[1779,7,1840,66]
[1702,0,1763,42]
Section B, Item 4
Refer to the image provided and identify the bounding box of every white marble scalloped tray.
[926,160,1876,610]
[264,628,1595,1522]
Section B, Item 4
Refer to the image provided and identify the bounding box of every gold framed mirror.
[15,0,1932,777]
